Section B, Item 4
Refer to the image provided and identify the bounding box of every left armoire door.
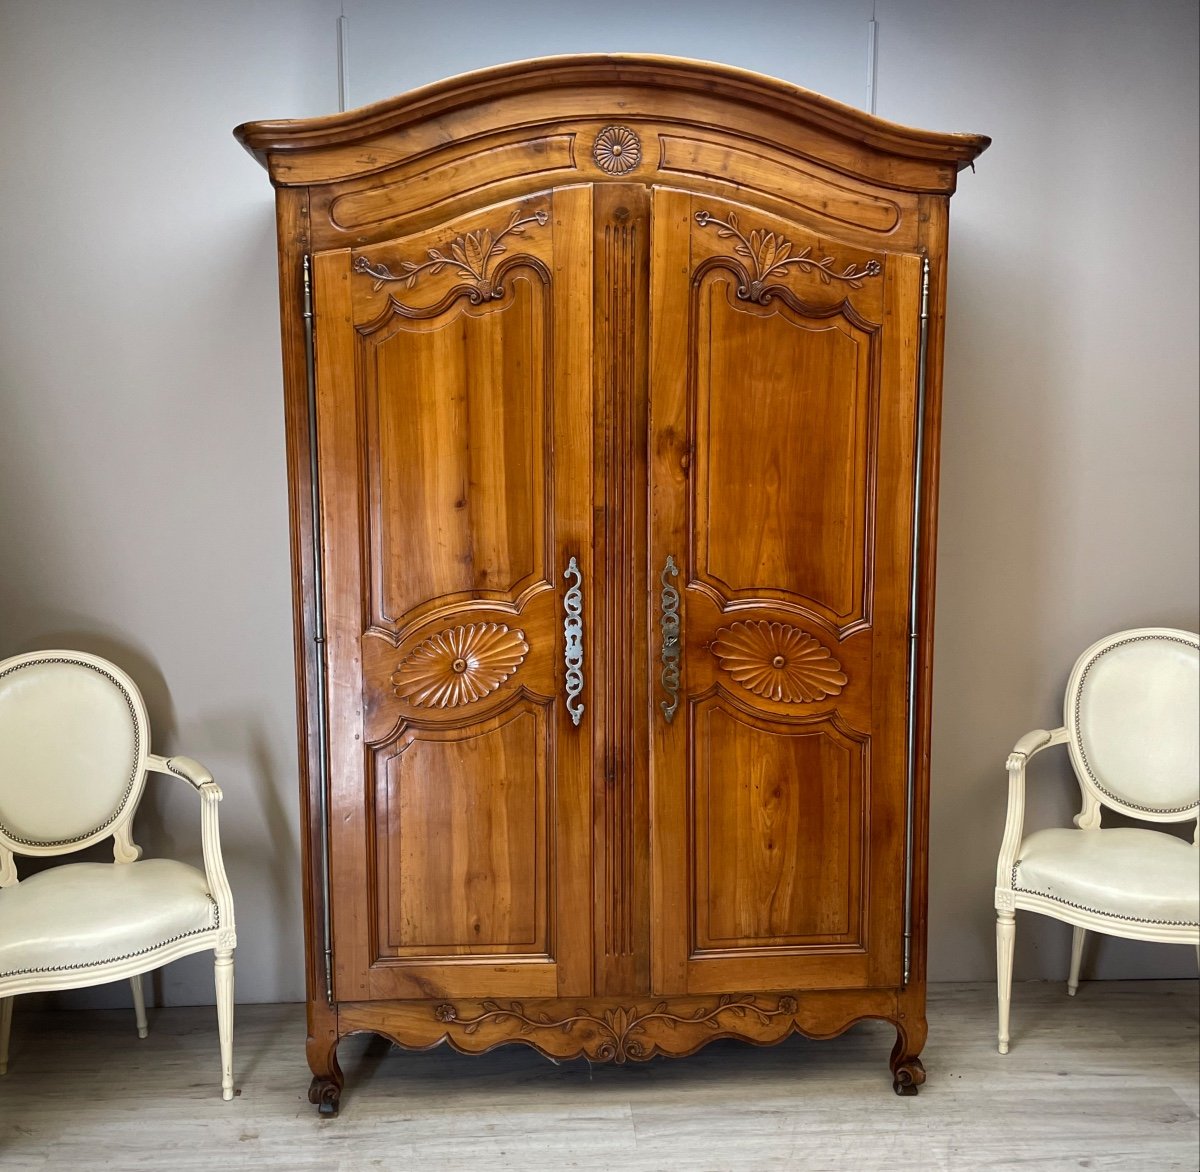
[311,189,596,1002]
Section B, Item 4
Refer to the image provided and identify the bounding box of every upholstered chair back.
[0,651,150,859]
[1065,629,1199,824]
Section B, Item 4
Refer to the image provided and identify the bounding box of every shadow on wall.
[6,629,299,1011]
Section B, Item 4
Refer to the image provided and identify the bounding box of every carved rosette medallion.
[391,623,529,708]
[694,210,881,303]
[432,993,799,1063]
[711,621,847,703]
[592,125,642,175]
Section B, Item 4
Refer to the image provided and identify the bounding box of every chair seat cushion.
[0,858,217,979]
[1014,827,1200,926]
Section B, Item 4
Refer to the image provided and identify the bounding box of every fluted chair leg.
[0,996,12,1075]
[996,909,1016,1054]
[1068,926,1087,997]
[214,950,235,1101]
[130,973,149,1038]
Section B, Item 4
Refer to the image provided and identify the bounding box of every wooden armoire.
[235,56,988,1115]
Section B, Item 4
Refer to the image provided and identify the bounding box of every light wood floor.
[1,981,1196,1171]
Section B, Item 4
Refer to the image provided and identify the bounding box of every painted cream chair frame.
[0,650,236,1098]
[995,627,1199,1053]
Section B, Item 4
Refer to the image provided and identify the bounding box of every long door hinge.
[302,255,334,1004]
[902,255,931,987]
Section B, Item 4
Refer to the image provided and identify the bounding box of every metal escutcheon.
[563,557,584,727]
[659,555,681,723]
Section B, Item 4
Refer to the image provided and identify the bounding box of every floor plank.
[0,981,1195,1171]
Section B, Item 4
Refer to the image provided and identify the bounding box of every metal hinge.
[302,255,334,1004]
[903,256,931,987]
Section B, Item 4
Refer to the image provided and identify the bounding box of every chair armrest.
[1007,728,1065,767]
[149,753,216,793]
[996,727,1069,898]
[146,754,236,948]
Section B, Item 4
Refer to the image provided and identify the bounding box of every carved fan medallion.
[711,621,847,703]
[392,622,529,708]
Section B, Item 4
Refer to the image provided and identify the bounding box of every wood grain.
[237,56,989,1112]
[592,184,651,996]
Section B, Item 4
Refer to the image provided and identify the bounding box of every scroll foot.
[891,1056,925,1096]
[889,1018,927,1096]
[308,1076,341,1117]
[306,1026,344,1117]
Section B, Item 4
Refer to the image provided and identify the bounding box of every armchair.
[995,628,1199,1053]
[0,650,236,1098]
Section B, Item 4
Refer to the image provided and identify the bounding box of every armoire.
[235,55,989,1115]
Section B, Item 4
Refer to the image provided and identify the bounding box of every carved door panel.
[648,189,923,995]
[313,190,595,1000]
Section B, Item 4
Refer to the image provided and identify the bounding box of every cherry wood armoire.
[235,56,988,1115]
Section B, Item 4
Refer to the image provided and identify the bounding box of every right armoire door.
[648,188,925,996]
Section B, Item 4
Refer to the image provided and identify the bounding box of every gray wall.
[0,0,1195,1006]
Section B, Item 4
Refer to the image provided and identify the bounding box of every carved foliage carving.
[711,621,848,703]
[592,125,642,175]
[354,208,549,301]
[392,623,529,708]
[433,993,799,1063]
[694,210,881,303]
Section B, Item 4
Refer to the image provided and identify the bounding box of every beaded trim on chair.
[1073,633,1198,816]
[0,656,142,848]
[0,896,219,981]
[1012,865,1198,928]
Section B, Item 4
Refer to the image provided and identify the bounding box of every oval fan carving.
[711,622,847,703]
[392,623,529,708]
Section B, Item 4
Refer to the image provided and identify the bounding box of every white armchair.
[0,650,236,1098]
[995,628,1199,1053]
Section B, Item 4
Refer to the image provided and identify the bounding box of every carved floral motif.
[711,621,847,703]
[391,623,529,708]
[592,125,642,175]
[433,993,799,1063]
[694,210,881,303]
[354,208,549,300]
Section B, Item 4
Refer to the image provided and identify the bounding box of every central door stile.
[592,184,652,996]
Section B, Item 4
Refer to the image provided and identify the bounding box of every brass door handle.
[659,555,681,723]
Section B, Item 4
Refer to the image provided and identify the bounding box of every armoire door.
[648,189,924,995]
[312,189,595,1001]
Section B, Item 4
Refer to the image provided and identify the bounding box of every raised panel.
[691,272,877,627]
[362,271,551,632]
[658,135,902,233]
[376,705,549,957]
[693,701,865,951]
[329,135,577,231]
